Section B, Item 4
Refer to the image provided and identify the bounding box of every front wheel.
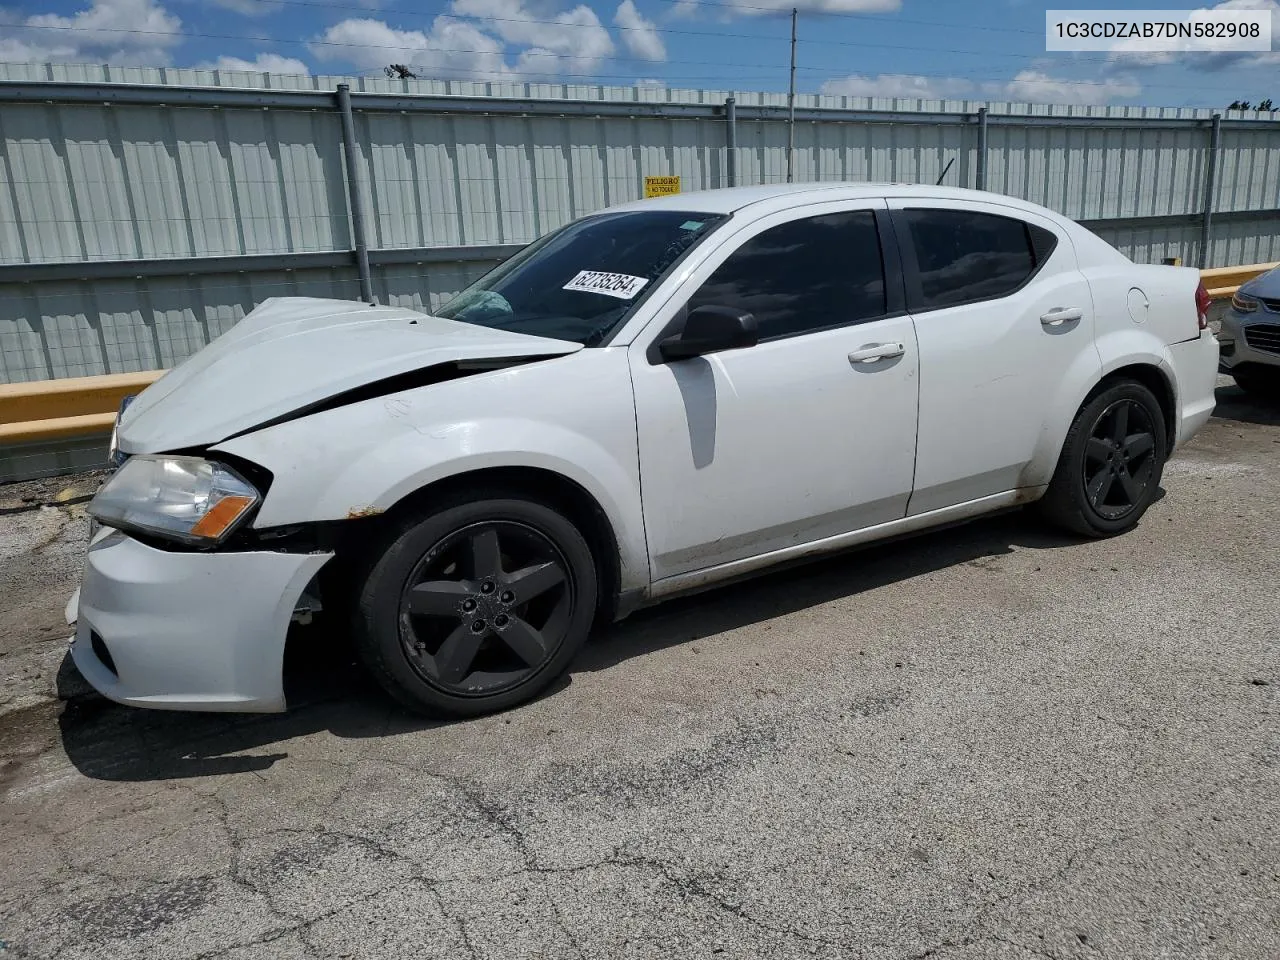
[1037,380,1168,538]
[353,494,598,717]
[1232,367,1280,402]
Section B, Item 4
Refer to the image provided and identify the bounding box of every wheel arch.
[1026,345,1178,492]
[1034,360,1176,538]
[354,465,626,625]
[1091,362,1178,456]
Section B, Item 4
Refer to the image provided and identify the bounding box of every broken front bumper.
[69,529,333,712]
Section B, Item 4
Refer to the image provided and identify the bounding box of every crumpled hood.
[117,296,582,453]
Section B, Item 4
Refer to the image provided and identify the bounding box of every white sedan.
[73,183,1219,717]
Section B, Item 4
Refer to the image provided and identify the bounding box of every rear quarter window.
[901,208,1059,311]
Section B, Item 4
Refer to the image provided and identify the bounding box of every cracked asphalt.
[1,379,1278,960]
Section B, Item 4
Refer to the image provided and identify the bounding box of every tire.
[1037,379,1168,538]
[1232,367,1280,402]
[352,491,598,718]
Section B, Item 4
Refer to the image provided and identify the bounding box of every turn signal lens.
[1231,291,1259,314]
[189,495,257,539]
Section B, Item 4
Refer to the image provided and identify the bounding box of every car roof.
[602,181,1131,271]
[604,182,1064,221]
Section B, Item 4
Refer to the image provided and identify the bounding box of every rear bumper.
[70,530,332,712]
[1167,333,1219,452]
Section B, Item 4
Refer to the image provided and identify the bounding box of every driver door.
[628,200,921,585]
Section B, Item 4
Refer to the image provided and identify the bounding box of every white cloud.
[723,0,898,17]
[206,0,278,16]
[200,53,310,73]
[312,16,514,80]
[450,0,614,74]
[0,36,77,62]
[1220,0,1280,66]
[821,73,975,99]
[614,0,666,61]
[313,0,618,80]
[821,70,1142,106]
[3,0,182,65]
[1001,70,1140,105]
[1108,0,1280,69]
[669,0,699,17]
[201,0,378,15]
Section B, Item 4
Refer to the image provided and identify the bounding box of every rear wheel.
[353,494,598,717]
[1038,379,1167,538]
[1232,367,1280,402]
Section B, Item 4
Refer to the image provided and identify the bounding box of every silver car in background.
[1219,265,1280,399]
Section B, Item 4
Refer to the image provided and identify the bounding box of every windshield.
[436,210,727,345]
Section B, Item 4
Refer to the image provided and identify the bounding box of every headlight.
[1231,291,1259,313]
[89,455,261,546]
[107,394,137,469]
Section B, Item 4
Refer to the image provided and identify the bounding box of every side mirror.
[658,305,758,361]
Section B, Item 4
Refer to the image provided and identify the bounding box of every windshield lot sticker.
[562,270,650,300]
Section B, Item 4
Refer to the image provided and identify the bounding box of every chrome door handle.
[1040,307,1083,325]
[848,342,906,364]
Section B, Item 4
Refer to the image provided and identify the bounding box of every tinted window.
[686,210,886,340]
[437,210,725,345]
[904,209,1055,310]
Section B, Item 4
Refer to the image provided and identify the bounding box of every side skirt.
[637,487,1046,609]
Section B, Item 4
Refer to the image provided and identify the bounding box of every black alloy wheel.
[1081,397,1158,522]
[400,521,572,696]
[353,493,598,717]
[1038,379,1168,538]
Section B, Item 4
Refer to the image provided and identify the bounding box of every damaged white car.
[71,184,1219,717]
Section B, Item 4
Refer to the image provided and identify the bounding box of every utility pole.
[786,7,797,183]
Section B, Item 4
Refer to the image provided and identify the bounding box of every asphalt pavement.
[1,380,1277,960]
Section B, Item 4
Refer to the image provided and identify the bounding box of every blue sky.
[2,0,1278,107]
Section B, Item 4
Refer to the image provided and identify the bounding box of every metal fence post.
[725,96,738,188]
[336,83,375,304]
[975,106,988,191]
[1199,113,1222,268]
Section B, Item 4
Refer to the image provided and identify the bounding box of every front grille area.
[1258,296,1280,313]
[1244,323,1280,355]
[90,631,118,677]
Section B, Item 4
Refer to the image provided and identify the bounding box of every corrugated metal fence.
[2,62,1279,386]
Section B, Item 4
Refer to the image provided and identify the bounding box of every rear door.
[888,198,1101,514]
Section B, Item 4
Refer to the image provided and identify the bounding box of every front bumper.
[1216,310,1280,373]
[70,530,333,712]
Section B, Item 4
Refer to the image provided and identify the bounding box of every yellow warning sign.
[644,175,681,198]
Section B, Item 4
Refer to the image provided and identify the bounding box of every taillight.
[1195,281,1212,331]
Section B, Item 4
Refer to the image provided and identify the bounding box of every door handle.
[848,342,906,364]
[1040,307,1083,326]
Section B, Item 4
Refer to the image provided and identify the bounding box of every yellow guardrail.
[0,259,1277,447]
[1202,261,1277,301]
[0,370,163,444]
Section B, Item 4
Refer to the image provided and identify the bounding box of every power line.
[226,0,1046,34]
[8,22,789,71]
[188,0,790,44]
[5,23,1182,91]
[645,0,1044,33]
[8,15,1163,75]
[172,0,1077,54]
